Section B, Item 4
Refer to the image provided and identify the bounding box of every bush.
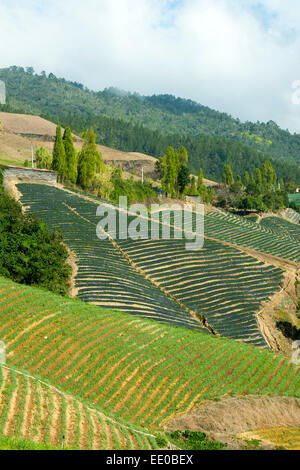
[0,167,71,295]
[167,430,227,451]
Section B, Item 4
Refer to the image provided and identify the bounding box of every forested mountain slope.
[1,66,300,183]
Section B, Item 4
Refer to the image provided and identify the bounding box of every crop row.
[243,427,300,450]
[18,184,205,332]
[18,184,286,346]
[204,211,300,262]
[259,217,300,243]
[0,363,157,450]
[0,276,298,430]
[285,208,300,224]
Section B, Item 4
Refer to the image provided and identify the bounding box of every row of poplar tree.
[52,124,102,188]
[156,145,215,203]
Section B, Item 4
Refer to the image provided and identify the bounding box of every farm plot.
[18,184,286,346]
[204,211,300,262]
[240,428,300,450]
[18,184,204,332]
[289,193,300,206]
[0,364,157,450]
[260,217,300,243]
[117,238,283,347]
[285,208,300,224]
[0,277,299,430]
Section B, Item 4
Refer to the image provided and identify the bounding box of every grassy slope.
[0,276,298,436]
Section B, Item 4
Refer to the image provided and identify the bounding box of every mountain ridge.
[0,66,299,183]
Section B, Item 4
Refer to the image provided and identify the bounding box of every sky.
[1,0,300,132]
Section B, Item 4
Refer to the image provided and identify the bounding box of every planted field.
[289,193,300,206]
[241,428,300,450]
[0,363,157,450]
[260,217,300,243]
[204,211,300,262]
[18,184,204,332]
[118,238,283,347]
[0,276,299,430]
[285,208,300,224]
[18,184,286,347]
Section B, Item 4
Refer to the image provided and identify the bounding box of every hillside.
[10,181,298,351]
[1,67,300,184]
[0,112,158,179]
[0,275,299,450]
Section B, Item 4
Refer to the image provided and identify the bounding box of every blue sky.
[1,0,300,132]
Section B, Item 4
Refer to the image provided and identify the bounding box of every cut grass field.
[0,276,298,435]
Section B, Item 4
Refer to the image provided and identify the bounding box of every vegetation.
[63,126,77,183]
[167,431,226,450]
[0,166,71,295]
[18,183,291,346]
[217,161,290,212]
[0,275,298,435]
[205,211,300,262]
[35,147,52,170]
[0,66,300,185]
[0,435,63,451]
[242,428,300,451]
[0,362,157,450]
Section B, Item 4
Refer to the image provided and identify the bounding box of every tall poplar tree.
[63,126,77,183]
[52,124,66,181]
[77,127,102,189]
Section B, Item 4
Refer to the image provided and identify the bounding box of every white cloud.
[0,0,300,132]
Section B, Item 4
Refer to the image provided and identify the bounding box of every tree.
[36,147,52,170]
[189,176,198,195]
[178,165,190,195]
[222,165,234,185]
[243,172,250,186]
[77,127,102,189]
[161,146,177,197]
[261,160,277,189]
[255,168,262,187]
[52,124,66,181]
[197,168,204,192]
[63,126,77,183]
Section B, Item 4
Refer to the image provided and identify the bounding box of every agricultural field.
[288,193,300,206]
[0,363,157,450]
[285,208,300,224]
[259,217,300,243]
[17,183,287,347]
[0,276,299,434]
[18,184,206,332]
[204,211,300,262]
[118,237,283,347]
[239,428,300,450]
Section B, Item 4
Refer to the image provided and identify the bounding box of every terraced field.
[260,217,300,243]
[289,193,300,206]
[19,184,204,332]
[118,238,283,347]
[0,363,157,450]
[204,211,300,262]
[240,428,300,450]
[0,276,299,431]
[285,207,300,224]
[18,183,287,347]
